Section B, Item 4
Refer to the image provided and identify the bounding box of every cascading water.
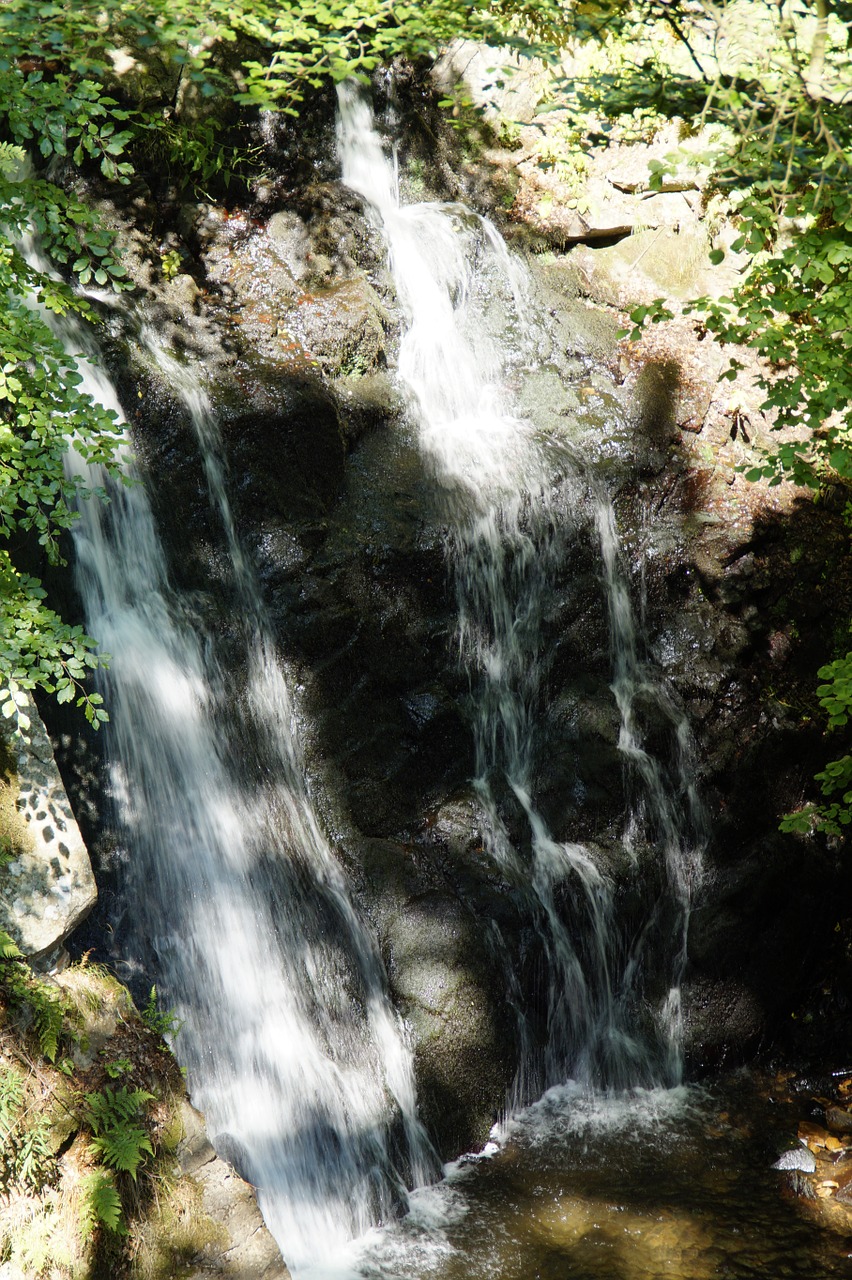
[21,89,846,1280]
[336,82,705,1098]
[50,299,435,1274]
[594,498,707,1078]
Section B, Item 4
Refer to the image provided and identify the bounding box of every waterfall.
[21,76,712,1274]
[48,300,435,1274]
[337,82,705,1096]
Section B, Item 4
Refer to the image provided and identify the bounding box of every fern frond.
[89,1126,153,1180]
[31,985,64,1062]
[0,1067,24,1129]
[15,1117,53,1190]
[3,964,67,1061]
[85,1086,155,1129]
[84,1086,155,1180]
[0,928,23,959]
[79,1169,125,1238]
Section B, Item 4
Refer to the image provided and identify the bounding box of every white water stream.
[337,82,705,1097]
[53,309,435,1275]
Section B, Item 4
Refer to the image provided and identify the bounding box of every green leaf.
[80,1170,125,1237]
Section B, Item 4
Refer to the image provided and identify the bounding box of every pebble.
[773,1147,817,1173]
[799,1120,831,1148]
[825,1107,852,1134]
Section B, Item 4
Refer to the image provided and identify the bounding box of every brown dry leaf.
[799,1121,830,1147]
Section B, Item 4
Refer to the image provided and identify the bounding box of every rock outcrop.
[1,696,96,965]
[178,1103,291,1280]
[30,56,852,1171]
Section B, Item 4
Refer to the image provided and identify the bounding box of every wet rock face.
[45,79,852,1164]
[89,223,847,1145]
[178,1103,292,1280]
[359,835,518,1152]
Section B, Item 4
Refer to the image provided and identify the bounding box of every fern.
[79,1169,125,1238]
[0,927,22,959]
[3,964,66,1061]
[15,1117,54,1190]
[0,1066,24,1194]
[0,1068,55,1194]
[0,1066,23,1129]
[140,985,182,1040]
[31,986,64,1063]
[89,1125,153,1180]
[85,1086,155,1128]
[84,1086,155,1181]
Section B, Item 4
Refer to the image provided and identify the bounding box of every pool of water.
[309,1073,852,1280]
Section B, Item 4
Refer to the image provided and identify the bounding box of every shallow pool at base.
[325,1075,852,1280]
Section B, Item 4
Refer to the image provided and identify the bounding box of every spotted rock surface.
[1,695,97,962]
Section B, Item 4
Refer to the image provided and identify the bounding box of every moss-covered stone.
[0,961,289,1280]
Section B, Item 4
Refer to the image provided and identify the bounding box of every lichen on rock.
[0,698,96,966]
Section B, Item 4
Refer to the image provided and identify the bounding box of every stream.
[333,1075,852,1280]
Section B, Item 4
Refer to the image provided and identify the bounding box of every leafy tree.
[552,0,851,835]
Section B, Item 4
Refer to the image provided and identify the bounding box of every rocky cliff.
[27,53,852,1169]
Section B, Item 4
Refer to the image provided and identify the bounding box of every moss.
[157,1101,184,1156]
[0,730,35,864]
[0,956,225,1280]
[128,1173,227,1280]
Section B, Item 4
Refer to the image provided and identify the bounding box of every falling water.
[337,82,704,1097]
[25,73,710,1271]
[50,301,434,1273]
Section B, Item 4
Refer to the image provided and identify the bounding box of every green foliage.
[0,1065,24,1130]
[693,185,852,489]
[0,1065,25,1196]
[0,2,146,735]
[619,298,675,341]
[0,955,194,1269]
[141,985,182,1041]
[138,113,262,196]
[221,0,566,113]
[815,653,852,729]
[563,0,852,479]
[83,1085,155,1180]
[781,653,852,836]
[102,1056,132,1078]
[0,928,23,959]
[3,964,67,1061]
[0,1067,55,1195]
[159,248,182,280]
[79,1169,125,1238]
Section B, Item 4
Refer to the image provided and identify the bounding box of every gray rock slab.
[178,1102,292,1279]
[772,1146,817,1172]
[1,695,96,962]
